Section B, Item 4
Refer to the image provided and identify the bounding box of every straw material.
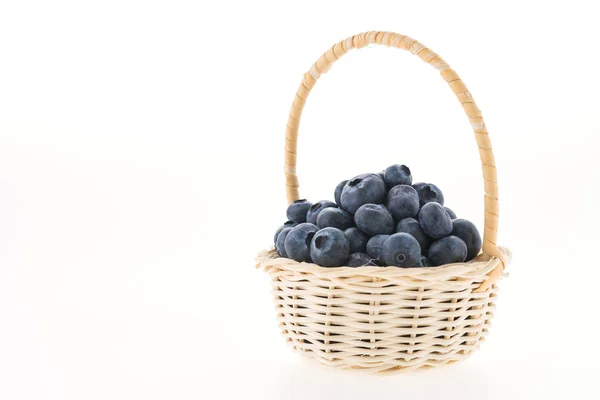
[258,31,511,373]
[257,248,510,373]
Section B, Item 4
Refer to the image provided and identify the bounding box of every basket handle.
[283,31,506,291]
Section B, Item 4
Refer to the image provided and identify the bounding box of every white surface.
[1,1,599,399]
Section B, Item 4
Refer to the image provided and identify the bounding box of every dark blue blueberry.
[413,183,444,207]
[412,182,427,192]
[310,227,350,267]
[451,219,482,261]
[366,234,390,264]
[387,184,420,221]
[428,235,468,266]
[340,173,386,214]
[395,217,432,255]
[354,203,395,236]
[316,208,355,230]
[419,202,453,239]
[306,200,338,224]
[334,180,348,206]
[344,227,369,254]
[275,227,292,258]
[444,207,457,219]
[274,221,298,245]
[346,252,377,267]
[284,223,319,263]
[384,164,412,188]
[381,233,421,267]
[286,199,313,223]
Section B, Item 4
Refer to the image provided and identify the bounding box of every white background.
[1,1,599,399]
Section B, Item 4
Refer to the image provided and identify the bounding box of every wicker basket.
[256,31,511,374]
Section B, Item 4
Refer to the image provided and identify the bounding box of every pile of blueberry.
[273,165,482,268]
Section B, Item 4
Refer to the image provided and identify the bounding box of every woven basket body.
[258,31,510,373]
[257,248,510,373]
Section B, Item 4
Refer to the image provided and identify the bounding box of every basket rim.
[256,247,511,281]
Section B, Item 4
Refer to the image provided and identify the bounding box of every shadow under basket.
[257,31,511,374]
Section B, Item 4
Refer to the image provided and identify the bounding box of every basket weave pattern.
[257,248,509,373]
[258,31,510,373]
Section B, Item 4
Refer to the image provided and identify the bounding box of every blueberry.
[413,183,444,207]
[381,233,421,267]
[428,235,468,266]
[340,173,386,214]
[310,227,350,267]
[413,255,431,267]
[284,223,319,263]
[366,234,390,264]
[306,200,337,224]
[419,202,453,239]
[286,199,313,223]
[388,184,415,199]
[412,182,427,192]
[395,217,432,255]
[346,252,377,267]
[384,164,412,188]
[354,203,395,236]
[275,227,292,258]
[344,227,369,254]
[377,171,385,181]
[334,180,348,206]
[444,207,457,219]
[316,208,355,230]
[274,221,298,245]
[387,185,420,221]
[451,219,482,261]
